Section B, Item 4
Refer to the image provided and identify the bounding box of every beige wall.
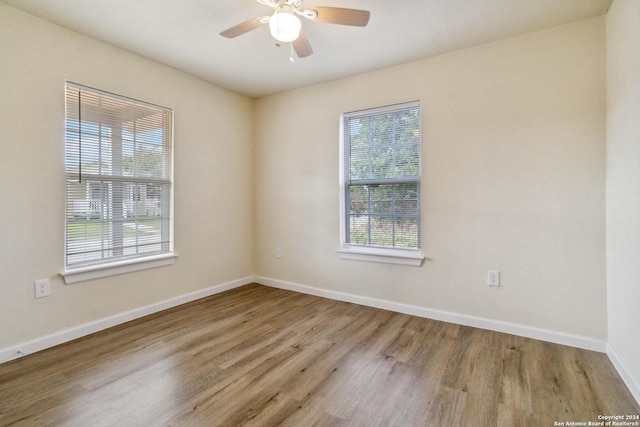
[606,0,640,398]
[0,5,254,349]
[255,17,607,339]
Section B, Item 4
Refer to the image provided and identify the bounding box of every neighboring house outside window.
[338,101,424,266]
[62,82,176,283]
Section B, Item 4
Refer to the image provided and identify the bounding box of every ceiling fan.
[220,0,370,59]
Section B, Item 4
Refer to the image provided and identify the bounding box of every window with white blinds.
[64,82,173,270]
[340,102,421,256]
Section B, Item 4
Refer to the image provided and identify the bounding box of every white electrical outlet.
[275,247,282,259]
[487,270,500,287]
[35,279,50,298]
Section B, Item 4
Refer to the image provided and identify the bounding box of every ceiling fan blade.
[220,17,267,38]
[311,7,370,27]
[293,29,313,58]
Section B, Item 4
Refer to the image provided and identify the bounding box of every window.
[338,101,424,266]
[63,82,175,283]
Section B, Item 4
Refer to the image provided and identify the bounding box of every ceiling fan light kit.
[220,0,370,59]
[269,11,301,42]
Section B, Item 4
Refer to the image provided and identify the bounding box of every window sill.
[61,253,178,284]
[337,246,424,266]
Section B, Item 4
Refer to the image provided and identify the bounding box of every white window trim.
[337,245,424,266]
[61,253,178,284]
[338,101,424,266]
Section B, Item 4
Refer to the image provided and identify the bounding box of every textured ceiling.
[3,0,612,98]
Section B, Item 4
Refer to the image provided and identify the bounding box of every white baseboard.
[0,276,253,365]
[607,343,640,405]
[254,276,608,353]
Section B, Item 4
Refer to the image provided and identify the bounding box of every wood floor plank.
[498,334,533,414]
[0,283,637,426]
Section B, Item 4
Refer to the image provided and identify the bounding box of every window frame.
[61,82,176,284]
[338,101,424,266]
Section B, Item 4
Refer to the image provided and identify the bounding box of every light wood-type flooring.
[0,283,638,426]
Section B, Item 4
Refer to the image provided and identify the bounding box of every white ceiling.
[3,0,612,98]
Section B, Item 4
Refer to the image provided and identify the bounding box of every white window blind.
[342,102,421,249]
[64,83,173,269]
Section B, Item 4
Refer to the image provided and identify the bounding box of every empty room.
[1,0,639,425]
